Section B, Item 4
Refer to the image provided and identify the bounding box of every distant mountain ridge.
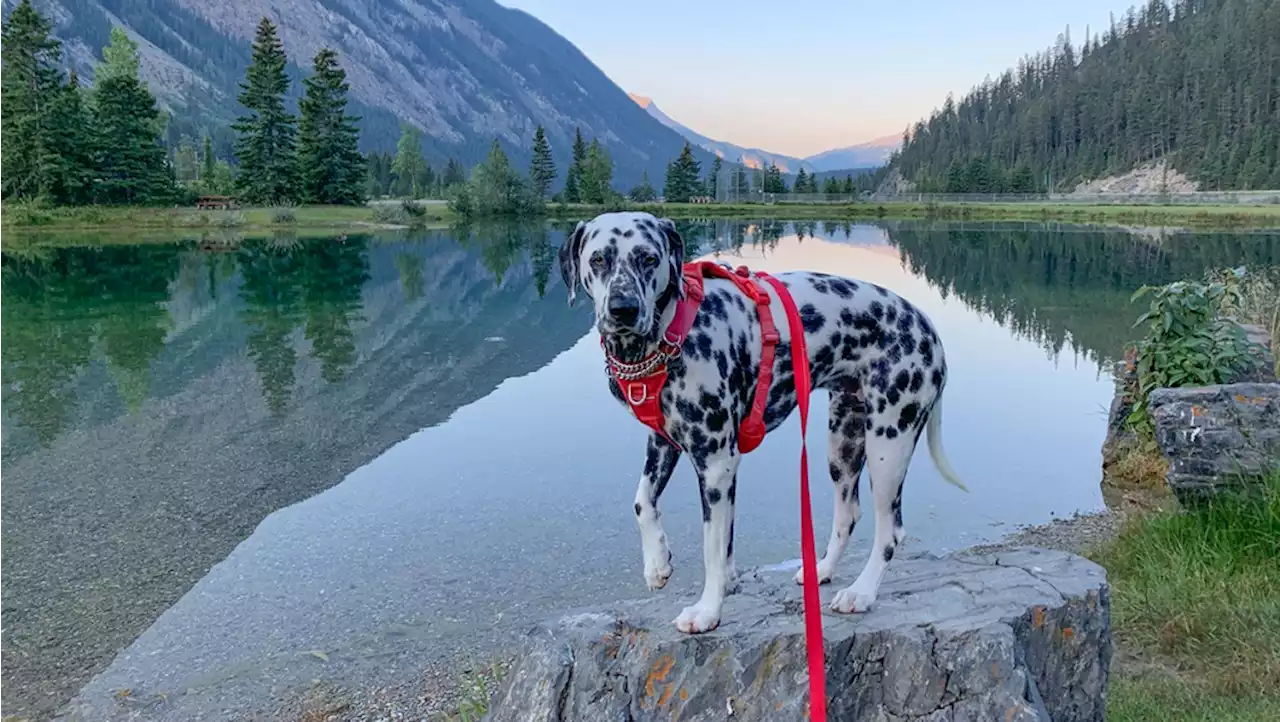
[629,93,900,174]
[2,0,717,187]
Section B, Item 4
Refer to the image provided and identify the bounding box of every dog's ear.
[558,221,587,306]
[657,217,685,298]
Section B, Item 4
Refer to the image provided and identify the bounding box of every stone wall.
[484,549,1111,722]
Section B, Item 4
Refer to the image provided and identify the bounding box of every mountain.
[888,0,1280,192]
[629,93,815,174]
[804,134,902,172]
[1,0,716,188]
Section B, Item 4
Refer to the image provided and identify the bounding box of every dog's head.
[558,211,685,338]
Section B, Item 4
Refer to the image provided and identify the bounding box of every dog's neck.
[601,280,680,365]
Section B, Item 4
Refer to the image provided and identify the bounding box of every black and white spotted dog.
[559,211,967,634]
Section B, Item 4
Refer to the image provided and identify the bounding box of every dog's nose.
[608,296,641,326]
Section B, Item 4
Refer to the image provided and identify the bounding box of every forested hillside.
[890,0,1280,193]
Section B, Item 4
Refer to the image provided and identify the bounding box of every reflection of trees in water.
[237,241,305,415]
[2,246,181,444]
[889,226,1280,368]
[395,252,425,302]
[236,236,372,411]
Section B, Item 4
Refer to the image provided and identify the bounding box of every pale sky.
[501,0,1126,157]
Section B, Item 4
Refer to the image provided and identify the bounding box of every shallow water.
[3,220,1277,720]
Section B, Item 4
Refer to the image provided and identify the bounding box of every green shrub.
[400,199,426,218]
[1127,270,1264,433]
[269,204,297,223]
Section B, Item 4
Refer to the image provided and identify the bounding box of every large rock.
[484,548,1110,722]
[1148,382,1280,504]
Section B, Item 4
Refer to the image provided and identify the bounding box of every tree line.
[891,0,1280,193]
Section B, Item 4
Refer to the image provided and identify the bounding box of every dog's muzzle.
[606,294,643,330]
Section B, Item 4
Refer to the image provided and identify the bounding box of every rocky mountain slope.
[3,0,714,186]
[628,93,816,174]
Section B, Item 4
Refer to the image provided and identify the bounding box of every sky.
[500,0,1127,157]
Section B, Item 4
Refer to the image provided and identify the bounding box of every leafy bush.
[371,204,410,225]
[448,140,544,219]
[400,199,426,218]
[1127,270,1264,431]
[212,211,245,228]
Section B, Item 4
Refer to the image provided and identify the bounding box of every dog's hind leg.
[674,451,741,634]
[635,433,681,590]
[795,379,867,586]
[830,427,915,614]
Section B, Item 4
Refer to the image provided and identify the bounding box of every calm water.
[3,221,1278,721]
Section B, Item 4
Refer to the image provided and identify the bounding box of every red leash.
[604,263,827,720]
[759,272,827,722]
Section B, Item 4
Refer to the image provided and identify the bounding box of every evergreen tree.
[1,0,89,203]
[842,174,855,194]
[296,47,365,205]
[794,168,810,195]
[443,158,466,187]
[529,125,556,199]
[580,138,613,204]
[564,127,588,202]
[705,156,723,199]
[233,18,298,204]
[629,171,657,202]
[663,142,702,203]
[449,139,540,218]
[391,125,426,197]
[764,162,786,193]
[91,28,176,204]
[202,135,216,181]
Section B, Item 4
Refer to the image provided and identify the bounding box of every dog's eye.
[642,253,660,269]
[590,253,606,270]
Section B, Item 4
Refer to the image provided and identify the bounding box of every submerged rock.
[484,548,1110,722]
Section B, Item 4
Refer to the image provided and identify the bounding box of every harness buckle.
[762,328,781,344]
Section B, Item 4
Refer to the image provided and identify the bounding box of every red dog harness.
[602,260,828,722]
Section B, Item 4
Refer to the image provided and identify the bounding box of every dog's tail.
[926,395,969,492]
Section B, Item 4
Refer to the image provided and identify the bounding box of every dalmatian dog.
[559,211,967,634]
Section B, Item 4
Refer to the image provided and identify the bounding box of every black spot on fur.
[894,370,911,392]
[898,402,919,431]
[800,304,825,333]
[931,368,944,389]
[883,545,895,562]
[829,278,856,298]
[886,387,901,405]
[611,227,623,235]
[870,301,884,320]
[919,338,934,367]
[623,228,634,238]
[885,427,899,439]
[900,332,916,356]
[634,502,642,516]
[909,370,924,393]
[707,488,722,505]
[676,397,705,424]
[875,285,889,297]
[875,426,885,437]
[840,309,855,326]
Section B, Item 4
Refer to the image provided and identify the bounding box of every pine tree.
[629,171,657,202]
[1,0,88,203]
[564,127,587,202]
[842,175,855,194]
[663,142,702,203]
[91,28,175,204]
[529,125,556,199]
[794,168,810,195]
[391,125,426,197]
[443,158,466,187]
[297,47,365,204]
[233,17,298,204]
[49,70,94,204]
[706,156,723,199]
[202,134,216,181]
[580,138,613,204]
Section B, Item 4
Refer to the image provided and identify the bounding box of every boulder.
[484,548,1110,722]
[1148,382,1280,504]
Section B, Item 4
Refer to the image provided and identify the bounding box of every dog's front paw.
[793,560,834,587]
[673,602,721,634]
[644,547,673,590]
[830,585,876,614]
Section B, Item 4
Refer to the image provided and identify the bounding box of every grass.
[1093,472,1280,718]
[1,201,453,235]
[557,200,1280,228]
[7,197,1280,235]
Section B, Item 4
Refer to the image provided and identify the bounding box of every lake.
[4,220,1278,721]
